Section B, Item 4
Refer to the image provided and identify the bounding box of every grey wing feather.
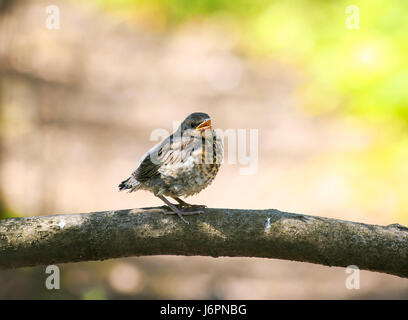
[119,133,194,190]
[133,153,161,182]
[119,134,181,191]
[133,133,188,182]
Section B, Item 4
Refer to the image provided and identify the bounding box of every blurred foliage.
[0,202,14,219]
[95,0,408,123]
[94,0,408,223]
[0,78,12,220]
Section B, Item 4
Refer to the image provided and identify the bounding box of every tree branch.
[1,207,407,278]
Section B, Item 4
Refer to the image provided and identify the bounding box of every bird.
[119,112,223,224]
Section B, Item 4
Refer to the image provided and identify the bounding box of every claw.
[158,195,205,224]
[172,197,207,209]
[163,208,204,216]
[176,204,207,210]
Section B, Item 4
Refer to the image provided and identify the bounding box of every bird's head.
[180,112,212,134]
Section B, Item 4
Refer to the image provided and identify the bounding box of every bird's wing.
[133,153,161,183]
[132,134,194,182]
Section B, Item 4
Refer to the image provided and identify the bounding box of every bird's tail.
[118,176,140,192]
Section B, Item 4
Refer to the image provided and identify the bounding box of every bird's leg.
[172,197,207,209]
[157,195,203,224]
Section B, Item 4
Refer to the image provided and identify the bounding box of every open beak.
[196,119,212,131]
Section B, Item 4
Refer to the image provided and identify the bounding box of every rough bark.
[0,207,407,278]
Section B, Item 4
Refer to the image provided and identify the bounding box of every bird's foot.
[162,207,204,224]
[163,208,204,216]
[172,197,207,209]
[158,195,205,224]
[175,203,207,210]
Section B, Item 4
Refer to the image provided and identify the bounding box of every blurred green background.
[1,0,408,299]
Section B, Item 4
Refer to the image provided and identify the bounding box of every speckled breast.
[159,132,223,197]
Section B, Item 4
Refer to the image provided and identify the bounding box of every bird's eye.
[190,122,195,128]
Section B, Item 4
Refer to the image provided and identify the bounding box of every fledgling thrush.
[119,112,223,224]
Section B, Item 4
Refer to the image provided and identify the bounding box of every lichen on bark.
[0,207,407,278]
